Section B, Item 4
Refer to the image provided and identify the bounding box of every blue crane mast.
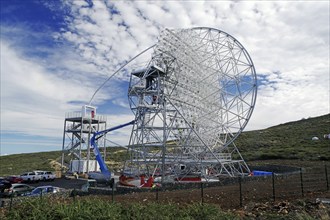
[90,120,135,179]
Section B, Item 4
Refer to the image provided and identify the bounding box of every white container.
[70,160,100,173]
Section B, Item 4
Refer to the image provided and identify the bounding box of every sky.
[0,0,329,156]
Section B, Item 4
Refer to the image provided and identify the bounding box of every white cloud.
[0,37,129,139]
[58,0,329,130]
[1,0,329,155]
[0,40,95,137]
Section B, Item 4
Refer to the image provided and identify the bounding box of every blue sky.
[1,0,329,155]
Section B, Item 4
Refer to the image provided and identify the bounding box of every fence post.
[200,182,204,204]
[325,164,329,191]
[111,185,114,203]
[9,193,13,211]
[108,178,115,202]
[71,189,76,203]
[239,177,242,207]
[0,194,4,208]
[272,172,275,202]
[300,168,304,197]
[156,187,159,201]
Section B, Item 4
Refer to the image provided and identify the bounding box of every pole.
[9,193,13,211]
[61,119,67,172]
[201,182,204,204]
[239,177,242,207]
[325,164,329,191]
[86,118,92,173]
[112,185,114,203]
[161,95,166,187]
[300,168,304,197]
[272,172,275,202]
[156,187,159,201]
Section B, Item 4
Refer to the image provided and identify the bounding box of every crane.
[90,120,135,184]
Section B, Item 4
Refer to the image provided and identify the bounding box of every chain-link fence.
[1,164,329,210]
[107,164,330,208]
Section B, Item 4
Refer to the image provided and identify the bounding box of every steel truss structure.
[61,106,108,173]
[125,27,257,182]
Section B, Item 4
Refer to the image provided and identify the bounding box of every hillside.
[236,113,330,161]
[0,113,329,176]
[0,151,63,177]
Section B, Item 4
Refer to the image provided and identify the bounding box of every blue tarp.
[252,170,273,176]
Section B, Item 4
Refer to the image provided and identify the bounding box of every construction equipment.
[89,120,135,184]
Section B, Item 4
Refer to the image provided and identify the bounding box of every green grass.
[236,114,330,161]
[1,196,326,220]
[2,198,237,220]
[0,151,62,176]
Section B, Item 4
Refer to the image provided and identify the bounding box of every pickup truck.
[20,171,42,182]
[35,171,56,181]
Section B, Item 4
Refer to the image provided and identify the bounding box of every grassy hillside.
[0,151,63,177]
[0,114,329,176]
[0,147,128,177]
[236,114,330,161]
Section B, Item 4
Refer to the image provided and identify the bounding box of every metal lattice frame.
[125,27,257,182]
[61,110,108,173]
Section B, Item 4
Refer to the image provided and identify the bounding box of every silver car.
[3,183,34,197]
[26,185,60,197]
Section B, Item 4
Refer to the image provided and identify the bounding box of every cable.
[88,44,156,105]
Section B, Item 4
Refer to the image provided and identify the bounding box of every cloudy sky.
[1,0,329,155]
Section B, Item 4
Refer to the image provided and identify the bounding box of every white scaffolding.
[61,105,108,173]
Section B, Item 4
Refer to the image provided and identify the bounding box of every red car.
[5,175,23,183]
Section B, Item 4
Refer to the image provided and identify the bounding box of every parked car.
[25,185,60,197]
[3,183,34,197]
[5,175,23,183]
[20,171,42,182]
[0,177,12,193]
[34,171,56,181]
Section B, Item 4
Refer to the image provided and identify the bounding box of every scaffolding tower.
[61,105,107,173]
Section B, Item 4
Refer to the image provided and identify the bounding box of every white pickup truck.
[20,171,42,182]
[35,171,56,181]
